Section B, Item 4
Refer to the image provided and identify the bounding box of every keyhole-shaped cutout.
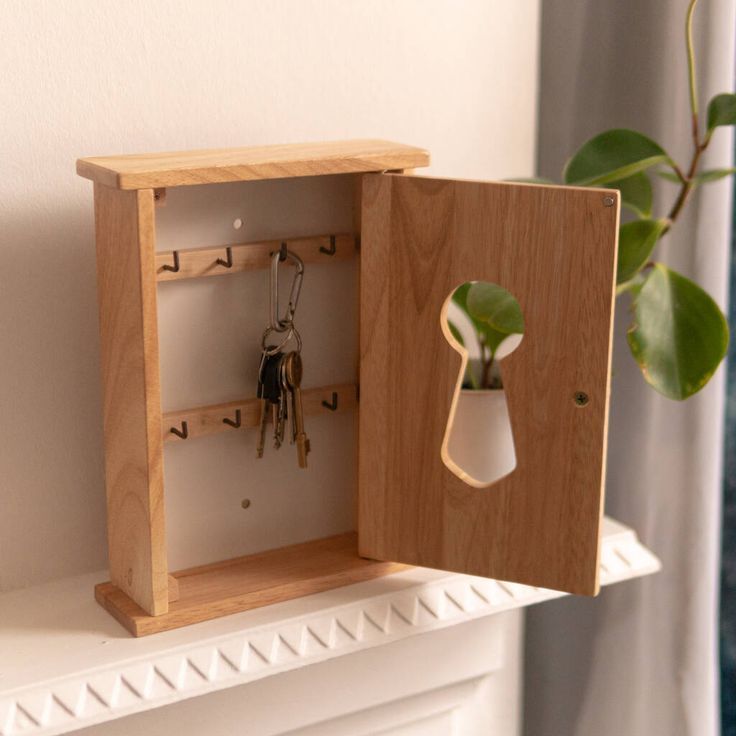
[441,281,524,487]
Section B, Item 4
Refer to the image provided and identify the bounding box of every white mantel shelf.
[0,518,659,736]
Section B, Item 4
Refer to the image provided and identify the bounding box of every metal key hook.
[270,245,304,332]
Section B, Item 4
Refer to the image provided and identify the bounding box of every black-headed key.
[256,350,283,457]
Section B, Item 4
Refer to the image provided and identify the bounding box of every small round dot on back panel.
[241,498,251,509]
[233,218,243,230]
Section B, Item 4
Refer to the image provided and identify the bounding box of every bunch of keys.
[256,246,311,469]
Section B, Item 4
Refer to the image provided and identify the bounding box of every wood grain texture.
[167,575,180,602]
[163,382,357,443]
[95,533,407,636]
[77,140,430,190]
[156,233,357,282]
[94,184,169,616]
[358,174,619,596]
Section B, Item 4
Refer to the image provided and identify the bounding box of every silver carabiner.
[270,246,304,332]
[261,324,302,356]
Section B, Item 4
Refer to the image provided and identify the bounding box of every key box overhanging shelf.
[77,139,619,637]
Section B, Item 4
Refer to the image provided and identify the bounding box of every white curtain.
[524,2,734,735]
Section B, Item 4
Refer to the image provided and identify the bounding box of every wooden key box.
[77,140,619,636]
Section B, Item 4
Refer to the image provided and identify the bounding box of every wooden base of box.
[95,533,406,637]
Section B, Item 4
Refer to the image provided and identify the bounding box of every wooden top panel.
[76,139,430,190]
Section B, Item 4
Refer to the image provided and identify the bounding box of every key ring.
[261,324,302,356]
[270,246,304,332]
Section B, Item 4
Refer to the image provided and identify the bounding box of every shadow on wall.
[0,201,108,591]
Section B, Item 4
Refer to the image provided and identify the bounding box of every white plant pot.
[445,389,517,485]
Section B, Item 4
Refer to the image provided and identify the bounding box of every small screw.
[574,391,589,407]
[241,498,251,509]
[603,195,615,207]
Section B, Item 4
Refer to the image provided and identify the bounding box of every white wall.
[0,0,540,591]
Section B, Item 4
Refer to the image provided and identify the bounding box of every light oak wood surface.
[95,533,407,636]
[156,233,357,282]
[167,574,180,602]
[77,140,430,190]
[84,140,617,632]
[93,184,169,616]
[358,174,619,596]
[163,382,357,443]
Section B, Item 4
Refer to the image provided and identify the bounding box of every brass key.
[283,351,310,468]
[275,375,287,449]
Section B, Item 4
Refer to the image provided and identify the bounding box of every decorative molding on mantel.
[0,518,660,736]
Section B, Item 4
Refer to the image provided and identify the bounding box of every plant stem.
[663,144,705,231]
[481,353,493,389]
[661,0,706,237]
[670,161,688,184]
[686,0,700,145]
[468,336,482,390]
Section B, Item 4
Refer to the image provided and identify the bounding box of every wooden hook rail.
[163,382,357,443]
[156,233,358,282]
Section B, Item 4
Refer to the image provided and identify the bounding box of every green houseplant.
[445,281,522,483]
[450,0,731,400]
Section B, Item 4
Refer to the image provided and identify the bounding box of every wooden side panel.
[94,184,168,616]
[358,175,619,595]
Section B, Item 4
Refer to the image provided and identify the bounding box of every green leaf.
[616,270,647,298]
[452,282,502,352]
[505,177,556,185]
[466,282,524,335]
[707,93,736,132]
[656,169,683,184]
[452,282,471,310]
[563,129,671,186]
[608,172,653,218]
[481,324,511,357]
[627,264,728,400]
[617,219,667,284]
[452,281,524,362]
[447,320,464,347]
[693,167,736,184]
[656,167,735,186]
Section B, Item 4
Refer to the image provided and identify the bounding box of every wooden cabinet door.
[358,173,619,595]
